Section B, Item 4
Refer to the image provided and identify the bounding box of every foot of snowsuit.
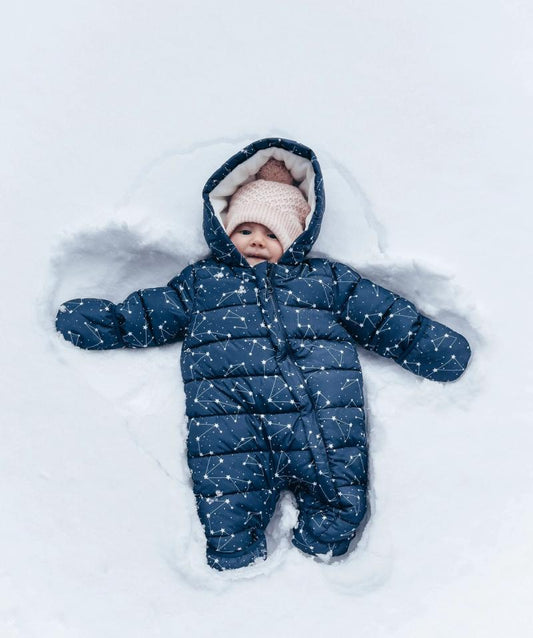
[55,137,471,570]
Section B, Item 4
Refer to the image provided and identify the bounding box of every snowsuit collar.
[202,138,325,268]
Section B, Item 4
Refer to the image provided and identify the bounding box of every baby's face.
[229,222,284,267]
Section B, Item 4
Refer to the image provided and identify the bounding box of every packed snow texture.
[2,1,532,637]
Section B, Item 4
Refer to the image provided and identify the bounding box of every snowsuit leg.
[289,431,368,558]
[187,443,280,570]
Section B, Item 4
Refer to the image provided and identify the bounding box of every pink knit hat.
[225,158,311,251]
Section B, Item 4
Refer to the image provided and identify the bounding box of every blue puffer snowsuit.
[56,138,471,570]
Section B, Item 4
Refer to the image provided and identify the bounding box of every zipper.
[262,265,340,504]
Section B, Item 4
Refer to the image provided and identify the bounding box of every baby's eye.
[239,229,252,235]
[268,233,277,240]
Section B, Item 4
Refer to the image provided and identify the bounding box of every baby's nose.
[251,235,265,246]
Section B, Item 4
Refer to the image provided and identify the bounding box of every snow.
[2,1,533,636]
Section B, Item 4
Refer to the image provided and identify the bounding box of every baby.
[229,222,283,267]
[56,138,471,570]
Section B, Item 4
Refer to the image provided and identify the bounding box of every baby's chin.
[246,256,267,266]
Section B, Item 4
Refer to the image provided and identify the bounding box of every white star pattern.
[56,138,470,570]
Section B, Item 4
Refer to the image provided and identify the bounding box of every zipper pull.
[266,263,273,295]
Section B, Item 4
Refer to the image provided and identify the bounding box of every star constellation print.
[56,137,471,570]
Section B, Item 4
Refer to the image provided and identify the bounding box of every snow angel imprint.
[56,138,471,570]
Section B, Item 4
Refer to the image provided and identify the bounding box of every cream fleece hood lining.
[209,147,316,233]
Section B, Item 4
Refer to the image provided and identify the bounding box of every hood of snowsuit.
[202,137,325,267]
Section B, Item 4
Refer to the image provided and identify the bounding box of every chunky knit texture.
[256,157,294,184]
[225,158,310,251]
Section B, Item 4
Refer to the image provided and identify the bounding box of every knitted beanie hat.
[225,158,311,251]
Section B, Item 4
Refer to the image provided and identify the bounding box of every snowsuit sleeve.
[55,265,195,350]
[331,262,471,382]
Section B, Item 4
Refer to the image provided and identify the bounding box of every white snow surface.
[2,1,533,636]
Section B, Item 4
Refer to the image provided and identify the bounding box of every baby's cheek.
[229,235,244,252]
